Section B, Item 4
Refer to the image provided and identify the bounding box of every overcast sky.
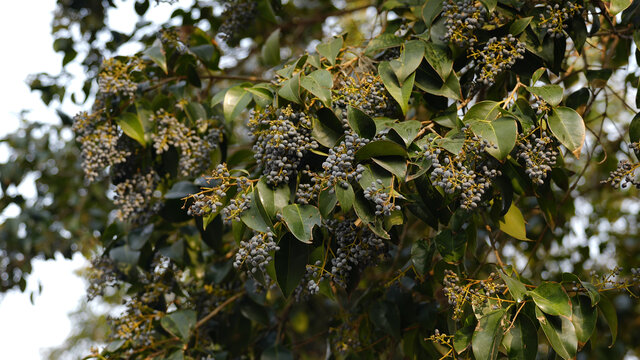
[0,1,191,358]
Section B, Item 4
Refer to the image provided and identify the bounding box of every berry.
[234,231,280,275]
[442,0,487,46]
[218,0,257,43]
[516,130,558,185]
[363,179,401,216]
[333,74,395,129]
[319,133,369,188]
[113,170,159,222]
[538,2,582,39]
[469,35,525,86]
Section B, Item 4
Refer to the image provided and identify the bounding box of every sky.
[0,1,190,358]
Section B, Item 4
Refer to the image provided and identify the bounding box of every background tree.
[3,0,640,358]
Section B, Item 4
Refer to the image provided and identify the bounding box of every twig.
[194,291,244,329]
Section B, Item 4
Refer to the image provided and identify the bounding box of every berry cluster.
[531,98,552,121]
[233,231,280,275]
[538,2,582,38]
[293,260,323,301]
[113,170,159,222]
[469,35,525,86]
[73,104,131,182]
[363,179,401,216]
[442,270,506,320]
[442,0,487,46]
[333,74,395,129]
[603,159,640,189]
[151,110,216,178]
[319,133,369,189]
[327,219,385,288]
[516,130,558,185]
[424,128,501,210]
[186,163,252,217]
[86,256,121,301]
[97,57,145,97]
[221,193,251,224]
[218,0,257,43]
[249,105,318,186]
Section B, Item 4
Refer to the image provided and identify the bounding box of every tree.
[3,0,640,358]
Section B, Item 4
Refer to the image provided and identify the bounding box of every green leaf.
[597,294,618,347]
[372,156,407,180]
[278,73,302,104]
[468,117,517,160]
[410,239,434,275]
[572,295,597,346]
[509,17,533,35]
[498,270,527,303]
[275,234,309,298]
[334,182,354,212]
[463,100,502,123]
[262,29,281,66]
[364,34,403,56]
[453,324,474,354]
[281,204,322,244]
[389,40,424,84]
[526,85,563,106]
[246,84,275,108]
[223,84,253,122]
[423,42,452,81]
[300,69,333,107]
[161,310,196,342]
[610,0,632,15]
[529,282,572,318]
[316,37,343,66]
[415,67,461,100]
[191,44,221,70]
[498,203,529,241]
[144,45,167,74]
[561,273,601,306]
[379,61,414,115]
[256,178,290,219]
[531,67,546,84]
[422,0,443,29]
[312,107,343,148]
[109,244,140,265]
[629,112,640,144]
[548,107,585,158]
[116,112,146,147]
[535,307,578,360]
[390,120,422,146]
[241,192,272,233]
[472,308,507,360]
[347,106,376,139]
[354,140,407,161]
[434,229,466,263]
[502,314,537,360]
[318,187,337,217]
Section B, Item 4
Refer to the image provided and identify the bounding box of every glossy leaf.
[572,295,597,346]
[256,178,289,219]
[278,73,302,104]
[498,203,529,241]
[434,229,466,263]
[224,84,253,122]
[281,204,322,244]
[535,307,577,360]
[116,112,146,147]
[390,120,422,146]
[472,308,507,360]
[316,37,342,66]
[275,234,309,297]
[334,182,354,212]
[499,270,527,303]
[261,29,281,66]
[526,85,563,106]
[389,40,424,84]
[597,294,618,347]
[548,107,585,158]
[423,42,452,81]
[300,69,333,107]
[379,61,414,115]
[502,314,537,360]
[161,310,196,342]
[354,140,407,160]
[318,187,337,217]
[347,106,376,139]
[144,45,167,73]
[468,116,517,160]
[529,282,572,318]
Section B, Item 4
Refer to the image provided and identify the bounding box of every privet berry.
[249,105,318,186]
[233,231,279,275]
[113,170,159,222]
[293,260,322,301]
[363,179,401,216]
[218,0,257,43]
[319,132,369,188]
[97,57,144,98]
[516,130,558,185]
[333,74,395,129]
[442,0,487,46]
[538,2,582,38]
[469,34,525,86]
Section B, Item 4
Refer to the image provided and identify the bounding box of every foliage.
[4,0,640,358]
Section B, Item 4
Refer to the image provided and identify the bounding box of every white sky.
[0,1,191,358]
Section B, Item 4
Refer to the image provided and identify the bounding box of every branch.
[194,291,244,329]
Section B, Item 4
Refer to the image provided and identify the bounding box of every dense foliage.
[4,0,640,358]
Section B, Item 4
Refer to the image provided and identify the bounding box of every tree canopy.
[3,0,640,358]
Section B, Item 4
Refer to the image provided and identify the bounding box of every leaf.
[629,112,640,144]
[318,187,337,217]
[144,45,167,73]
[379,61,414,115]
[246,84,274,108]
[498,203,529,241]
[529,282,572,318]
[275,234,309,298]
[312,107,343,148]
[498,270,527,303]
[423,42,452,81]
[281,204,322,244]
[354,140,407,161]
[597,294,618,347]
[434,229,466,263]
[502,314,537,360]
[116,112,146,147]
[463,100,502,123]
[468,117,517,160]
[347,106,376,139]
[610,0,632,16]
[364,34,403,56]
[256,178,290,219]
[571,295,597,346]
[300,69,333,107]
[334,182,354,212]
[453,325,474,354]
[411,239,434,275]
[262,29,281,66]
[191,44,221,70]
[531,67,546,84]
[472,309,507,360]
[535,307,578,360]
[241,192,272,233]
[509,17,533,35]
[415,67,461,100]
[161,310,196,342]
[370,301,402,338]
[548,107,586,158]
[372,156,407,180]
[278,73,302,104]
[422,0,443,29]
[389,40,424,84]
[316,37,343,66]
[390,120,422,146]
[109,244,140,265]
[526,85,563,106]
[561,272,600,306]
[224,84,253,122]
